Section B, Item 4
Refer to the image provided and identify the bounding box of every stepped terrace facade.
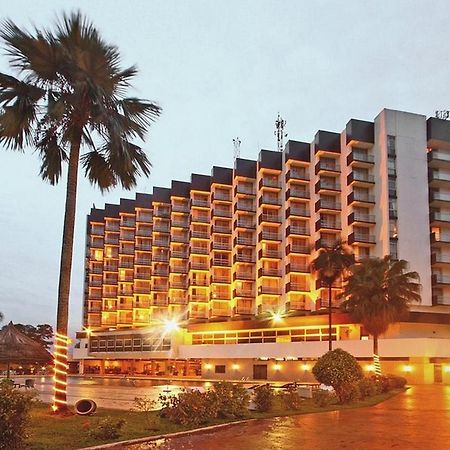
[74,109,450,384]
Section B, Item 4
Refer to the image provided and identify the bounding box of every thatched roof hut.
[0,321,53,377]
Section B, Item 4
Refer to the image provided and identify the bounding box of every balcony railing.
[171,265,188,273]
[172,204,190,213]
[260,214,281,223]
[152,284,168,292]
[190,278,209,286]
[212,259,231,266]
[214,208,232,217]
[172,219,189,228]
[135,272,151,279]
[191,199,210,208]
[190,262,209,270]
[152,254,169,262]
[171,251,188,259]
[259,286,280,295]
[261,231,280,241]
[315,160,340,173]
[260,178,281,188]
[213,225,232,234]
[212,241,231,250]
[259,268,281,277]
[136,229,152,237]
[211,275,231,283]
[191,246,209,255]
[236,185,255,195]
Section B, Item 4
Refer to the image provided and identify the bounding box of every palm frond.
[36,127,68,184]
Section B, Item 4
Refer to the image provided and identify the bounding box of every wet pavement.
[13,376,212,410]
[119,385,450,450]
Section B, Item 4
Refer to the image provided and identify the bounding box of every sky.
[1,0,450,336]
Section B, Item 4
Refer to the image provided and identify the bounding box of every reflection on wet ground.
[119,385,450,450]
[16,376,215,410]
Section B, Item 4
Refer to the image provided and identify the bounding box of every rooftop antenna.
[435,110,450,120]
[274,113,287,152]
[233,137,241,160]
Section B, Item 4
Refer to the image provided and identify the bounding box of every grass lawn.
[27,390,402,450]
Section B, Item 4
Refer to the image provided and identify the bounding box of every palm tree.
[311,240,354,351]
[340,256,421,375]
[0,12,161,413]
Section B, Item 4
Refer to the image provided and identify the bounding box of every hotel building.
[74,109,450,384]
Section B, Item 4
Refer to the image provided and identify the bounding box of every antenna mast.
[233,137,241,160]
[274,113,287,152]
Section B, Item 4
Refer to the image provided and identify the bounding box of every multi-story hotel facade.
[73,109,450,384]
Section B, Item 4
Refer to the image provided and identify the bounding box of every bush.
[159,389,218,427]
[357,378,378,399]
[312,389,336,407]
[88,417,126,440]
[211,381,250,419]
[0,379,37,450]
[279,386,303,411]
[370,375,389,393]
[386,374,407,389]
[336,382,360,404]
[312,349,363,403]
[253,385,273,412]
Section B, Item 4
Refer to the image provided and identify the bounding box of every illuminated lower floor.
[73,312,450,385]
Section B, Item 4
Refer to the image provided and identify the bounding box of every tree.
[311,240,354,351]
[340,256,421,375]
[2,323,53,349]
[0,12,161,413]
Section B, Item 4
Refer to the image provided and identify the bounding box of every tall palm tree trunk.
[328,282,332,351]
[53,135,81,414]
[373,334,381,376]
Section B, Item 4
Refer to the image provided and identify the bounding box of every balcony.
[211,275,231,283]
[90,240,104,248]
[315,160,340,174]
[234,306,253,315]
[190,294,209,302]
[136,213,153,223]
[191,215,210,224]
[236,185,255,196]
[259,196,281,206]
[191,230,209,239]
[287,244,310,254]
[190,246,209,255]
[104,265,118,272]
[212,241,231,250]
[315,239,337,250]
[429,191,450,207]
[286,168,309,182]
[152,224,169,233]
[104,235,119,245]
[259,213,282,224]
[152,284,168,292]
[212,258,232,267]
[135,272,151,279]
[428,150,450,169]
[431,232,450,245]
[286,188,310,199]
[286,282,310,292]
[89,292,102,299]
[233,271,255,281]
[259,231,281,241]
[136,243,152,251]
[348,232,376,245]
[190,261,209,270]
[91,266,103,274]
[170,281,188,289]
[172,219,189,229]
[347,152,374,166]
[315,180,341,194]
[172,204,190,213]
[430,212,450,224]
[286,225,309,236]
[287,206,310,217]
[155,209,170,218]
[171,235,189,244]
[213,192,232,202]
[213,224,232,234]
[153,268,169,276]
[121,219,135,228]
[119,260,135,268]
[431,274,450,285]
[171,250,188,259]
[152,254,169,262]
[315,219,341,232]
[347,172,375,186]
[214,208,232,218]
[233,288,254,298]
[235,219,256,229]
[120,247,135,255]
[170,296,188,305]
[431,254,450,265]
[258,267,282,277]
[191,198,210,208]
[105,223,120,232]
[315,199,341,211]
[286,263,309,273]
[190,278,209,287]
[134,286,150,294]
[234,254,254,263]
[348,212,376,225]
[429,171,450,188]
[89,279,103,287]
[170,264,188,273]
[210,292,231,301]
[259,249,281,259]
[259,286,280,295]
[235,202,256,212]
[347,192,375,205]
[152,298,168,306]
[259,178,281,189]
[234,236,255,246]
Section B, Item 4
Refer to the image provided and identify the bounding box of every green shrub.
[386,374,407,389]
[357,377,378,399]
[253,385,273,412]
[312,389,336,407]
[211,381,250,419]
[0,379,37,450]
[370,375,390,393]
[336,382,360,404]
[159,389,218,426]
[88,417,126,440]
[279,386,303,411]
[312,349,363,403]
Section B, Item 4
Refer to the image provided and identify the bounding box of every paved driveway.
[123,385,450,450]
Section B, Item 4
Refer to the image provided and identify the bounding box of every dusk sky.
[1,0,449,335]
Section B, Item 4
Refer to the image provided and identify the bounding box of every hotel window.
[215,365,226,374]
